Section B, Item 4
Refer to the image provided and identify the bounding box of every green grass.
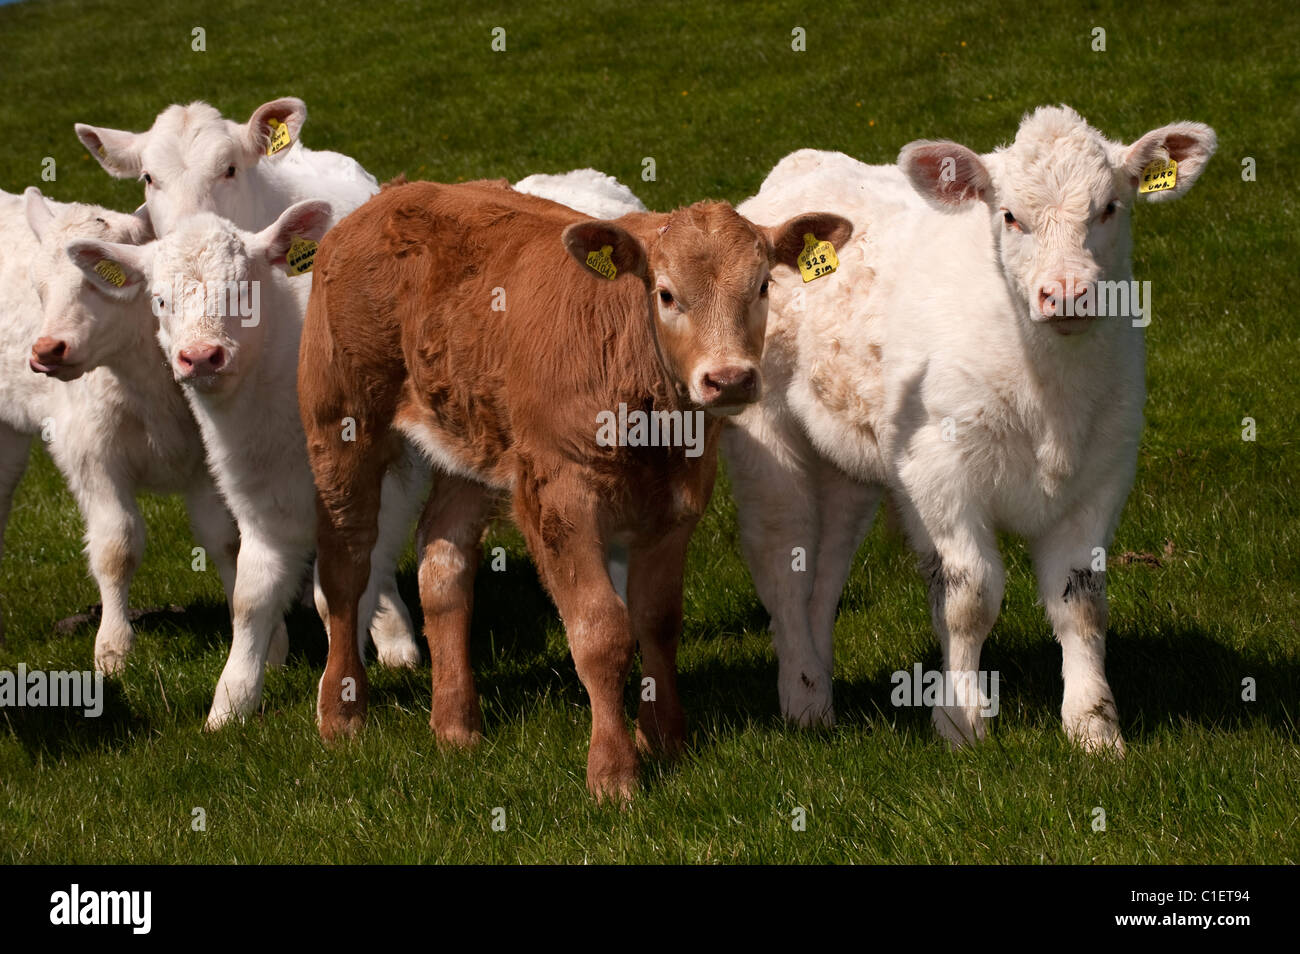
[1,0,1297,863]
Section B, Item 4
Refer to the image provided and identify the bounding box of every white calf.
[514,168,647,218]
[76,97,378,236]
[0,187,247,671]
[726,106,1216,751]
[68,203,424,727]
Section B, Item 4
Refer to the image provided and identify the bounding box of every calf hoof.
[204,705,245,732]
[1064,699,1125,757]
[94,646,129,676]
[587,766,638,805]
[635,704,686,759]
[318,708,366,743]
[779,671,835,728]
[933,704,988,748]
[587,741,639,804]
[432,716,484,749]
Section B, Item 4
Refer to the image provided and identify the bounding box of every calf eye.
[225,165,237,178]
[759,279,770,297]
[1101,200,1118,221]
[1002,210,1016,225]
[658,289,675,307]
[143,173,153,186]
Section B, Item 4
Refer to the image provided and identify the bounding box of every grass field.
[0,0,1297,864]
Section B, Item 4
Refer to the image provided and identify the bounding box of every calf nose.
[177,344,226,377]
[700,365,759,405]
[31,336,67,366]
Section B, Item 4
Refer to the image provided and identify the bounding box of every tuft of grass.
[0,0,1297,863]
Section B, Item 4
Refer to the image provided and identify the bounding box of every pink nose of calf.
[700,365,759,406]
[31,336,68,369]
[177,344,227,378]
[1037,280,1092,319]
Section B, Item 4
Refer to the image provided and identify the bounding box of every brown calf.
[299,178,851,800]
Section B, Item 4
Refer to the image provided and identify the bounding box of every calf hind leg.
[417,474,492,747]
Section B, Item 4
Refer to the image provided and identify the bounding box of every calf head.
[900,105,1216,335]
[67,201,331,396]
[76,97,308,236]
[23,188,153,380]
[563,202,852,413]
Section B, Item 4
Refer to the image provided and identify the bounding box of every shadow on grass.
[4,560,1296,780]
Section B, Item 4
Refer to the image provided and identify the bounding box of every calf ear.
[75,123,144,179]
[66,239,151,300]
[1120,122,1217,202]
[128,202,156,243]
[766,212,854,270]
[245,97,308,161]
[254,200,334,269]
[24,187,54,243]
[899,140,993,206]
[562,220,648,281]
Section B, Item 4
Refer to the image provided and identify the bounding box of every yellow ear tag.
[797,232,839,283]
[266,117,292,157]
[94,259,126,287]
[1138,156,1178,195]
[96,145,106,159]
[585,244,617,280]
[286,236,318,276]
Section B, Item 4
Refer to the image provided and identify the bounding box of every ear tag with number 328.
[797,233,839,283]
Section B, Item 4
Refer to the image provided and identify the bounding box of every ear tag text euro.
[797,233,839,283]
[94,259,126,287]
[286,237,318,276]
[586,245,617,280]
[1138,157,1178,195]
[267,117,292,157]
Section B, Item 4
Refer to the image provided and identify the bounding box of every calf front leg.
[909,515,1005,747]
[206,528,309,729]
[1031,531,1124,755]
[183,480,293,669]
[519,481,637,801]
[722,419,828,726]
[74,482,146,675]
[629,525,694,758]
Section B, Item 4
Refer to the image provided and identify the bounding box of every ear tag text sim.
[797,232,839,283]
[1138,156,1178,195]
[286,236,318,276]
[266,117,292,156]
[585,244,617,280]
[94,259,126,287]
